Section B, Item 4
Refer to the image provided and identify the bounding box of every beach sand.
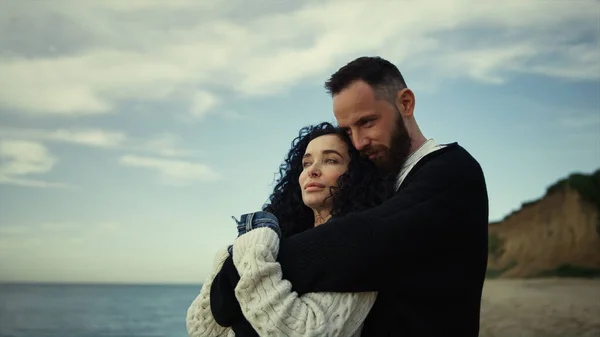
[480,278,600,337]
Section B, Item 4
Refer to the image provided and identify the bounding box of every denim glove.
[231,211,282,239]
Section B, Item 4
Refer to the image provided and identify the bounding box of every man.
[213,56,489,337]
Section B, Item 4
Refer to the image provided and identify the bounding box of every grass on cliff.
[485,259,517,278]
[488,233,504,257]
[546,169,600,235]
[536,264,600,278]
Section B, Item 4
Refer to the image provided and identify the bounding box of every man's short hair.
[324,56,407,104]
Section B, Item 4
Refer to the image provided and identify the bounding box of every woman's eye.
[325,158,337,164]
[302,162,311,168]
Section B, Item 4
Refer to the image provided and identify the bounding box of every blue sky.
[0,0,598,284]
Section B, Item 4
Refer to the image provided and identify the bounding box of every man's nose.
[352,134,370,151]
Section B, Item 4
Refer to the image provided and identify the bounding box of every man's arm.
[277,146,488,294]
[210,256,261,337]
[186,247,235,337]
[210,256,242,326]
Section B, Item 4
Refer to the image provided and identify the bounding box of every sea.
[0,283,203,337]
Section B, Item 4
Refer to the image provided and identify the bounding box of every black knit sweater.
[211,143,489,337]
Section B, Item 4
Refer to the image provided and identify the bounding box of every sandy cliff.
[487,169,600,278]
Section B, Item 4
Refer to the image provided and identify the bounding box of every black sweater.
[211,143,489,337]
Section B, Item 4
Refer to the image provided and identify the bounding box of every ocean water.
[0,283,202,337]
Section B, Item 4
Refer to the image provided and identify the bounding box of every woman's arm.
[186,246,235,337]
[232,227,377,337]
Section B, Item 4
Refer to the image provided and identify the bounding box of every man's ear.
[395,88,415,117]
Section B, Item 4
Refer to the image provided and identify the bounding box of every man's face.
[333,80,412,175]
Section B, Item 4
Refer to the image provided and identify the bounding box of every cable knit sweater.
[186,227,377,337]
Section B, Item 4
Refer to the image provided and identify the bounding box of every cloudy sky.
[0,0,598,284]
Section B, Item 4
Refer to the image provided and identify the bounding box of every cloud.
[0,127,201,158]
[0,221,124,248]
[0,128,209,186]
[190,91,220,119]
[141,133,203,158]
[0,223,80,237]
[119,154,221,185]
[0,0,597,117]
[559,112,600,129]
[0,140,66,188]
[0,127,126,148]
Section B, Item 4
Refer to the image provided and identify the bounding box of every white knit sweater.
[186,227,377,337]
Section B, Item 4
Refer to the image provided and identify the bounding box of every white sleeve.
[232,228,377,337]
[186,246,236,337]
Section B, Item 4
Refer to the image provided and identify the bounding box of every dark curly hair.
[263,122,394,237]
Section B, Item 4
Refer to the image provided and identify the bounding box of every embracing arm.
[232,227,376,337]
[277,145,489,294]
[186,246,235,337]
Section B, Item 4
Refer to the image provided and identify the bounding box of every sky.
[0,0,598,284]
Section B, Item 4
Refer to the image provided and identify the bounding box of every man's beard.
[362,115,412,177]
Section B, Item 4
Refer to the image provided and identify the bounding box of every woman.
[186,122,393,337]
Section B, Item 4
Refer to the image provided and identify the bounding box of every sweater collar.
[394,139,444,191]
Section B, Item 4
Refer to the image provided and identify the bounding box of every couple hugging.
[186,56,489,337]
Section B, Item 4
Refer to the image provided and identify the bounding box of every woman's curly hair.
[263,121,394,237]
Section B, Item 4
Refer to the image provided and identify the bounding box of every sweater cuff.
[232,227,280,268]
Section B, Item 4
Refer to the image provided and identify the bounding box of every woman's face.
[299,134,350,213]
